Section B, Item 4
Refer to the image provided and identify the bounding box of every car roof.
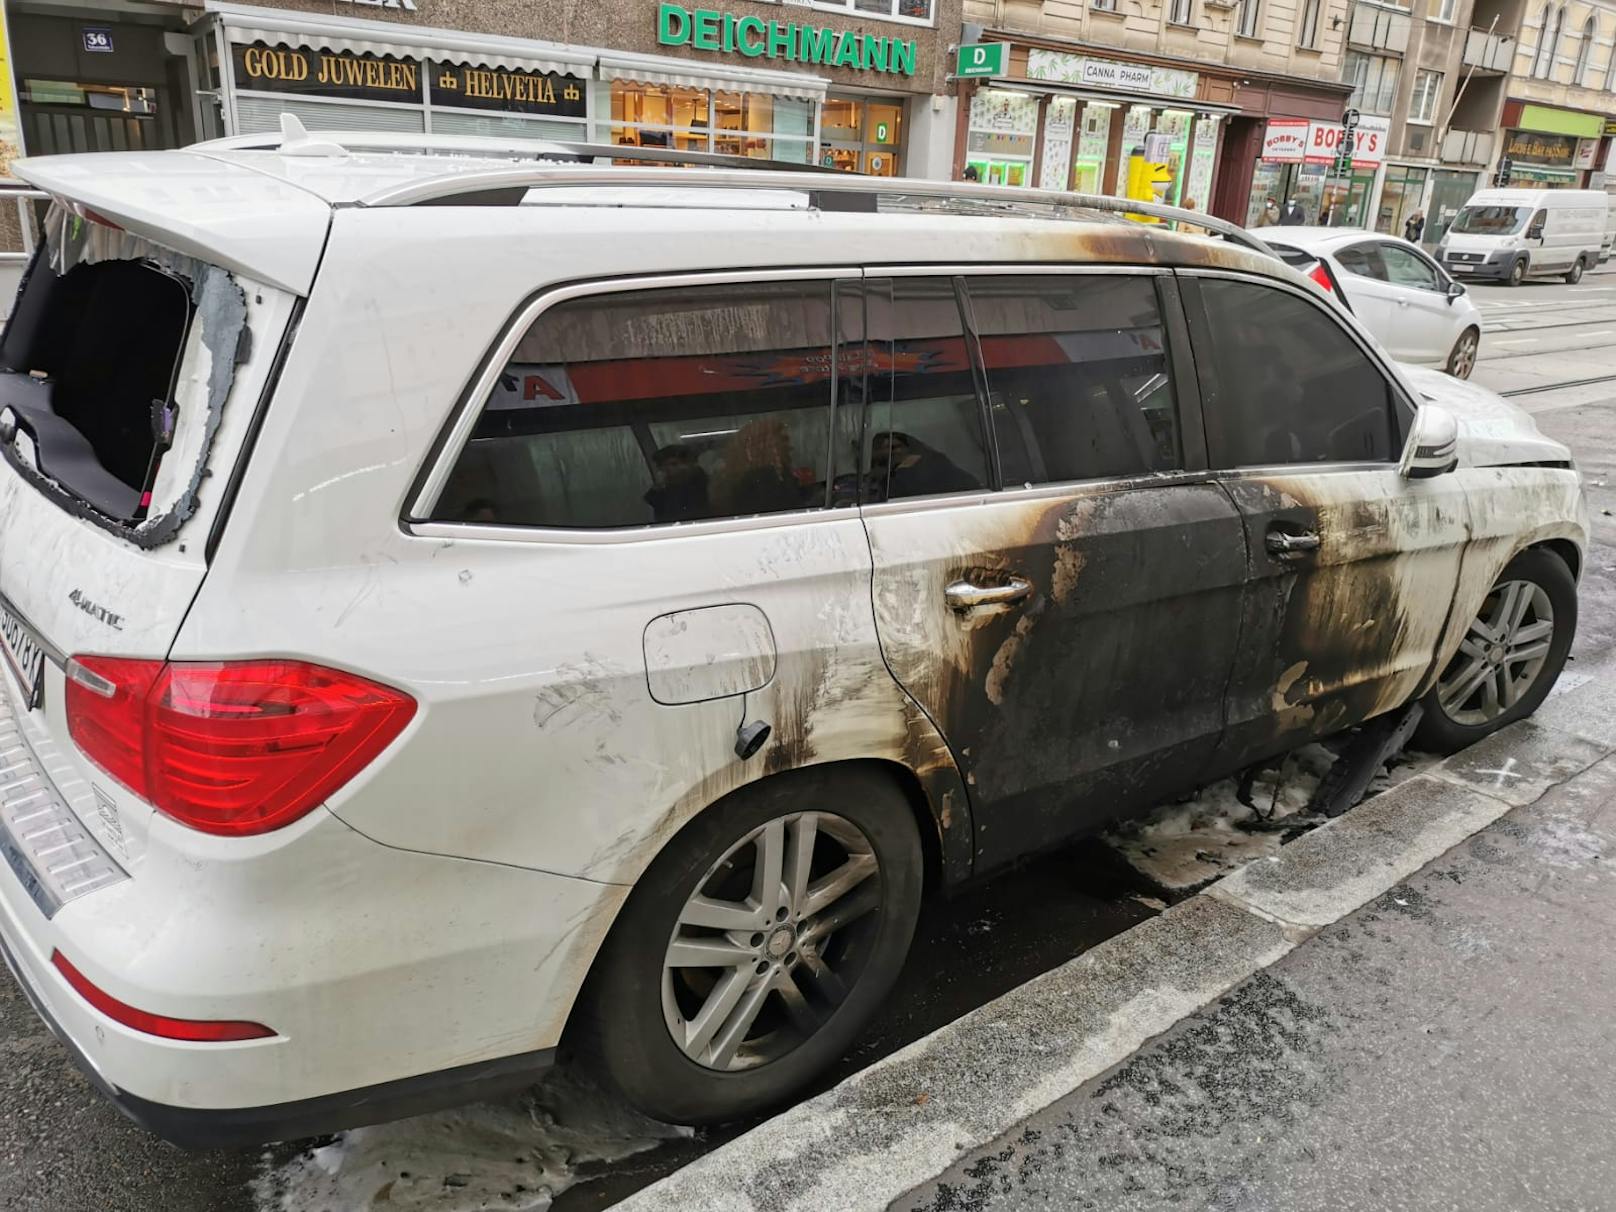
[1262,226,1385,253]
[14,143,1293,298]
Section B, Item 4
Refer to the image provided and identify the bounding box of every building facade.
[1328,0,1516,246]
[0,0,964,182]
[958,0,1356,224]
[1495,0,1616,192]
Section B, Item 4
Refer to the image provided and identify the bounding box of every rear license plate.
[0,600,45,710]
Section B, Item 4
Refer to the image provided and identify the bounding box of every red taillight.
[1308,262,1335,292]
[66,657,415,837]
[51,951,274,1042]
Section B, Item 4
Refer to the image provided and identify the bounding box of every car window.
[963,275,1181,485]
[1333,243,1387,281]
[431,281,837,527]
[1194,278,1397,467]
[1378,244,1441,290]
[862,278,990,503]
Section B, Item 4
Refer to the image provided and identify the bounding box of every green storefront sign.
[1518,104,1602,139]
[955,42,1008,78]
[657,4,917,76]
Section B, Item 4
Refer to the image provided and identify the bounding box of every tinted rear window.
[433,282,837,528]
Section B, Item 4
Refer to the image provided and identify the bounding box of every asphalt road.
[3,272,1615,1212]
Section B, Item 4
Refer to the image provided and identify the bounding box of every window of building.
[1428,0,1456,21]
[432,282,839,528]
[1408,69,1442,124]
[1236,0,1262,38]
[1170,0,1195,25]
[1193,280,1396,467]
[965,276,1181,486]
[1532,4,1565,78]
[1344,51,1401,114]
[862,279,990,502]
[1572,16,1596,85]
[1607,34,1616,89]
[1093,0,1120,11]
[1297,0,1321,47]
[813,0,935,22]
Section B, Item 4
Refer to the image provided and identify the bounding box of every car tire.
[574,765,923,1125]
[1445,327,1479,379]
[1565,258,1584,285]
[1507,257,1527,287]
[1415,548,1577,754]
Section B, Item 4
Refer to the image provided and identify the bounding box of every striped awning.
[210,1,593,77]
[597,51,828,101]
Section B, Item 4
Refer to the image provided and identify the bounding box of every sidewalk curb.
[616,717,1614,1212]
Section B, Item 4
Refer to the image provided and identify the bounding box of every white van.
[1437,188,1607,285]
[0,128,1588,1145]
[1602,193,1615,264]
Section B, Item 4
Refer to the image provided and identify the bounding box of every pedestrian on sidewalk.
[1404,210,1425,243]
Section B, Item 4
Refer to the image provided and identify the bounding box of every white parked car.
[1264,227,1484,379]
[0,131,1587,1145]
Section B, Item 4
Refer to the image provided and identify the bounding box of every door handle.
[1266,530,1321,559]
[945,576,1033,612]
[1397,298,1410,306]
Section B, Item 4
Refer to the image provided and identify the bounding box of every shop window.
[966,91,1039,187]
[434,282,838,528]
[714,91,814,163]
[966,276,1181,486]
[1194,280,1395,468]
[610,80,713,153]
[862,279,989,502]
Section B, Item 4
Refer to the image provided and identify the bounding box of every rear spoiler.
[12,152,330,295]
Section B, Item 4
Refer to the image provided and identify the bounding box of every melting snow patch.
[1104,743,1438,894]
[253,1067,690,1212]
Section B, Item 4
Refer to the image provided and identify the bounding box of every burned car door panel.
[1180,273,1470,770]
[857,271,1247,871]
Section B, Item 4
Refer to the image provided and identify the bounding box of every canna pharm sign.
[656,4,918,76]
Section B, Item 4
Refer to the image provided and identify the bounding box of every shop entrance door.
[10,14,191,156]
[1426,170,1479,246]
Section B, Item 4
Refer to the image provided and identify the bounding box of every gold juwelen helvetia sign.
[234,43,420,104]
[428,62,586,118]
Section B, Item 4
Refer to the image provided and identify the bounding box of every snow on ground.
[253,1068,689,1212]
[1104,743,1439,894]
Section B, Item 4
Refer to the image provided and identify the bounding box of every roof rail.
[352,158,1274,256]
[188,121,1270,254]
[193,118,833,175]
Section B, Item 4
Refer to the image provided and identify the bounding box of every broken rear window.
[0,204,248,545]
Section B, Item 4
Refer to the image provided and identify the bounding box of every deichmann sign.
[656,4,918,76]
[956,43,1008,78]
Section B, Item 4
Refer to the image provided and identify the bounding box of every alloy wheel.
[1436,579,1555,726]
[1448,330,1478,379]
[662,812,881,1071]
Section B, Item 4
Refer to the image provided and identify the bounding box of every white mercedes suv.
[0,129,1586,1145]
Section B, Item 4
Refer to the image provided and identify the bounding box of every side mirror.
[1400,404,1459,479]
[1528,224,1545,241]
[1446,280,1466,304]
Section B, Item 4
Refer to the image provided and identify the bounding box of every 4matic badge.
[68,589,125,631]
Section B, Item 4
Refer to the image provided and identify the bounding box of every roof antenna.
[277,112,346,158]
